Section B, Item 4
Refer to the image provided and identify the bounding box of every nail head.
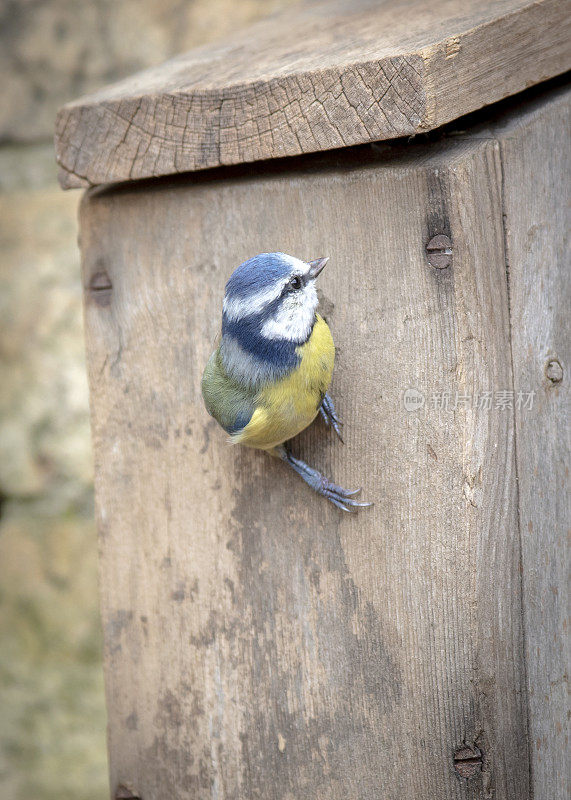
[426,234,452,269]
[115,785,141,800]
[88,270,113,306]
[545,359,563,383]
[453,744,483,779]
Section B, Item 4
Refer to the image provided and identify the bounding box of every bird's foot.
[319,392,343,441]
[278,447,372,512]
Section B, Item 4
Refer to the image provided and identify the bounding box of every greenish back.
[201,348,256,434]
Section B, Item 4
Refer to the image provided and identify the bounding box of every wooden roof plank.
[55,0,571,188]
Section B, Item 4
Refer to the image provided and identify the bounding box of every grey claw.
[322,486,373,511]
[330,497,354,512]
[331,422,344,443]
[280,448,372,512]
[328,496,373,512]
[320,393,344,441]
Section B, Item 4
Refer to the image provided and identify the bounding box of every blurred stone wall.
[0,2,298,798]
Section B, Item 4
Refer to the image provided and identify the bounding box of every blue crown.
[224,253,295,299]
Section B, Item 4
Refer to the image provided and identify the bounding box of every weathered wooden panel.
[56,0,571,187]
[499,88,570,800]
[80,127,530,798]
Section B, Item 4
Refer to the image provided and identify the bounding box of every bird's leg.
[273,445,372,512]
[319,391,343,441]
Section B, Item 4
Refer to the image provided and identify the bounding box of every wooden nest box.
[55,1,569,798]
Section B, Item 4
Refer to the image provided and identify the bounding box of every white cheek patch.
[261,282,318,342]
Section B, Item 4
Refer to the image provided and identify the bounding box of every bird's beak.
[308,257,329,279]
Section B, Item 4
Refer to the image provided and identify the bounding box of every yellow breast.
[235,314,335,450]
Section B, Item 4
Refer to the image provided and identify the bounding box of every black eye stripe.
[278,274,306,299]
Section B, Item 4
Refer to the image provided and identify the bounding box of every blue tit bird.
[201,252,371,511]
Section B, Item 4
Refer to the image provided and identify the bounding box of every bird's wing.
[201,348,255,435]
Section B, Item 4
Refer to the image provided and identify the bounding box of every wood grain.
[80,122,533,796]
[56,0,571,188]
[498,88,570,800]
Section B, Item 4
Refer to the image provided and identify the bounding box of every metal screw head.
[453,744,483,779]
[115,785,140,800]
[426,234,453,269]
[545,359,563,383]
[88,269,113,307]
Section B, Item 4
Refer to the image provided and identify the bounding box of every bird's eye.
[290,275,302,291]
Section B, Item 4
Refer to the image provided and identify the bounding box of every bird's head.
[222,252,328,344]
